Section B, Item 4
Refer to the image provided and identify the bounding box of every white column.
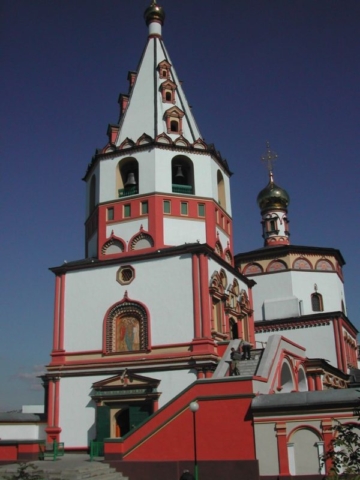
[316,441,325,474]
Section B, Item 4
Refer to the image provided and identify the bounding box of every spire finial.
[261,141,278,183]
[144,0,165,29]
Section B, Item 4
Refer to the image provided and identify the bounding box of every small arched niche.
[171,155,194,194]
[116,157,139,197]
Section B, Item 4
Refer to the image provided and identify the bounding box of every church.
[0,2,358,479]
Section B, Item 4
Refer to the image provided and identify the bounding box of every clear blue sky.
[1,0,359,411]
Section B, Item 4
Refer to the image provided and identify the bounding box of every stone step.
[0,463,128,480]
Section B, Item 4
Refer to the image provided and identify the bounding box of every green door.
[96,405,110,441]
[129,404,152,430]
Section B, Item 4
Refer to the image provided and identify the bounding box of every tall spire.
[261,141,277,184]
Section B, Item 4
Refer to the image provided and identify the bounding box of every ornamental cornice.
[255,318,331,333]
[83,136,231,181]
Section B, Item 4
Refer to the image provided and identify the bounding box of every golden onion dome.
[144,1,165,26]
[257,179,290,211]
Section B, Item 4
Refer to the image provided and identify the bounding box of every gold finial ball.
[144,1,165,26]
[257,181,290,211]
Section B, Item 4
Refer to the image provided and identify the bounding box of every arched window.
[311,292,324,312]
[217,170,226,209]
[130,232,154,250]
[105,297,149,353]
[171,156,194,194]
[293,258,312,270]
[164,106,184,135]
[280,361,294,392]
[229,318,238,339]
[243,263,263,275]
[267,260,287,272]
[315,259,334,271]
[89,175,96,212]
[288,428,323,475]
[116,157,139,198]
[160,79,176,103]
[214,241,223,257]
[102,238,125,255]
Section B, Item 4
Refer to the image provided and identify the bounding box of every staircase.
[0,458,128,480]
[213,341,263,379]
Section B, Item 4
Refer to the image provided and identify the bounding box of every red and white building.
[0,2,358,478]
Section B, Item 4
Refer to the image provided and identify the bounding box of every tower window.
[198,204,205,217]
[141,201,148,215]
[163,200,171,214]
[166,91,171,101]
[124,204,131,218]
[311,293,323,312]
[164,106,184,135]
[107,207,114,221]
[170,120,178,132]
[181,202,188,215]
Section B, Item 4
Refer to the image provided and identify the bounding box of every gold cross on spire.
[261,141,278,182]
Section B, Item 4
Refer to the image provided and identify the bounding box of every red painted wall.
[105,377,255,462]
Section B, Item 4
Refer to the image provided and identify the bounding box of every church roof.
[252,388,360,412]
[114,2,201,147]
[235,244,346,266]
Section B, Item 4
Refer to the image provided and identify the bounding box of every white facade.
[251,270,345,321]
[58,369,197,448]
[63,255,194,352]
[256,324,338,367]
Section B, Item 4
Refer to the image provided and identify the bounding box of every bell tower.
[257,143,290,247]
[83,0,234,262]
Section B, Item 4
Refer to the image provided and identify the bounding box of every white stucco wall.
[59,375,104,447]
[0,424,46,440]
[164,217,206,245]
[251,271,345,321]
[255,323,338,367]
[58,369,196,448]
[63,254,194,352]
[107,218,149,246]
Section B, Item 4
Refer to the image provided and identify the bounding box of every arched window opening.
[212,298,223,333]
[293,258,312,270]
[280,361,294,392]
[229,318,238,339]
[267,260,287,272]
[102,239,124,255]
[289,428,323,475]
[117,158,139,198]
[311,292,324,312]
[105,299,148,353]
[164,106,184,135]
[130,233,154,251]
[217,170,226,209]
[243,263,263,275]
[89,175,96,212]
[171,156,194,194]
[298,368,308,392]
